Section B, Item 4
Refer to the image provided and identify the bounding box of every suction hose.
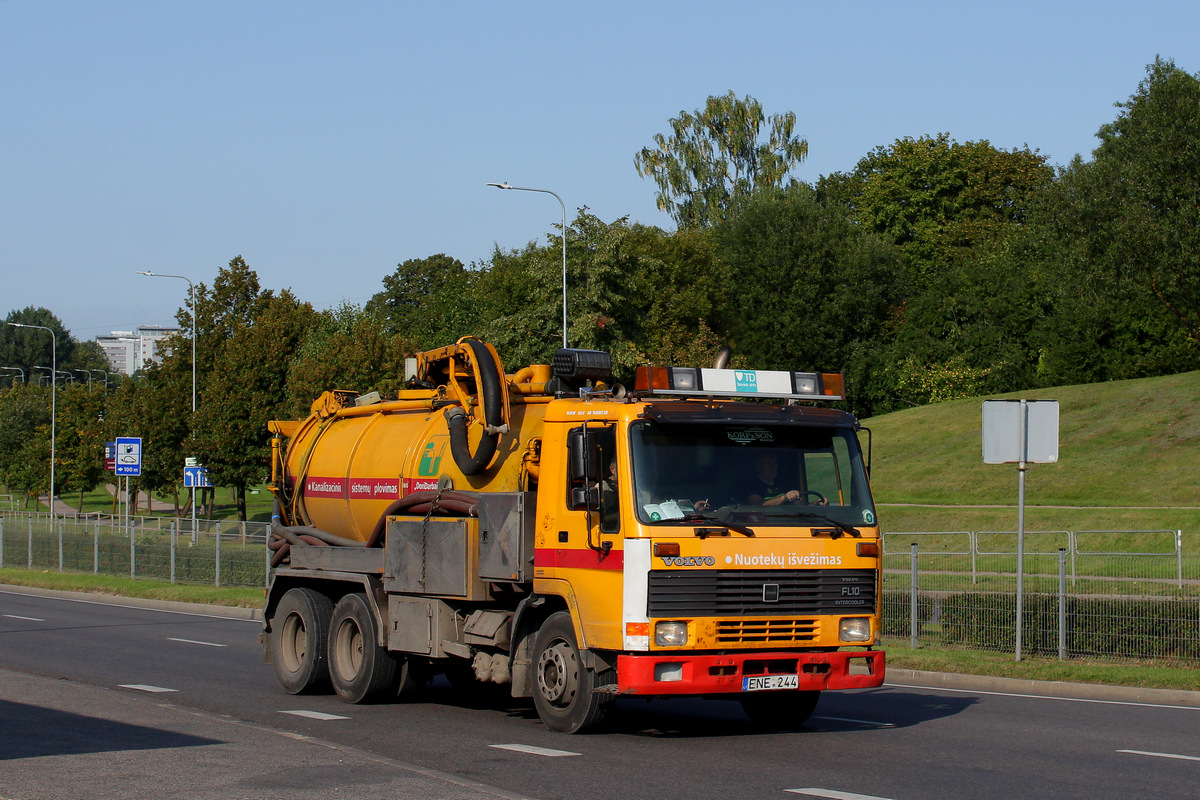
[365,489,480,547]
[445,338,507,476]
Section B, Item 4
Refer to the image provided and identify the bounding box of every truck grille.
[716,618,819,644]
[647,569,876,617]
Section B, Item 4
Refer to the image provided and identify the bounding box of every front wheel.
[270,587,333,694]
[328,593,399,704]
[740,690,821,729]
[531,611,613,733]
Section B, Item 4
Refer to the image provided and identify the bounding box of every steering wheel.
[796,490,827,505]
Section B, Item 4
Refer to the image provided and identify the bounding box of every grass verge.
[884,638,1200,692]
[0,568,262,608]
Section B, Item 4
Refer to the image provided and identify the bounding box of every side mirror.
[570,485,601,510]
[567,427,602,510]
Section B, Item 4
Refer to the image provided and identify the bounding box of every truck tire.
[271,587,334,694]
[531,611,613,733]
[328,593,399,704]
[740,690,820,729]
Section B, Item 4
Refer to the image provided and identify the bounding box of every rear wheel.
[328,593,398,704]
[531,611,613,733]
[271,587,333,694]
[740,690,821,729]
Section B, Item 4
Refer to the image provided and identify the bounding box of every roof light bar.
[634,366,844,401]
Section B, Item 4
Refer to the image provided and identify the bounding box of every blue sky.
[3,1,1198,342]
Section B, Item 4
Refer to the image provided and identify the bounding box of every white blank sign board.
[982,400,1060,464]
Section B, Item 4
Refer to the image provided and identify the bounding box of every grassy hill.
[864,371,1200,545]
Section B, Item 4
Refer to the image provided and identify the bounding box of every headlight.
[839,617,871,642]
[654,621,688,646]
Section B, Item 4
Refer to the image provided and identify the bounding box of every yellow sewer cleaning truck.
[262,337,884,732]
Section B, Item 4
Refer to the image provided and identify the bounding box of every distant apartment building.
[97,325,179,375]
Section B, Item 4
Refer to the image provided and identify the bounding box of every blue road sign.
[114,437,142,476]
[183,465,212,488]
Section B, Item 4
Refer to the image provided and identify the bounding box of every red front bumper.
[616,649,885,696]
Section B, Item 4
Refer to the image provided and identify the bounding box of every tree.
[365,254,478,351]
[712,186,908,413]
[635,91,808,229]
[128,358,195,514]
[818,133,1052,282]
[0,307,75,383]
[1081,57,1200,343]
[0,384,51,506]
[195,290,320,520]
[865,227,1054,411]
[283,303,410,418]
[473,212,724,379]
[1008,58,1200,386]
[55,383,107,510]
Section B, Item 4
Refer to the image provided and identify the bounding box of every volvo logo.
[660,556,716,567]
[762,583,780,603]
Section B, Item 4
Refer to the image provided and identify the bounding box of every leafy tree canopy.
[818,133,1052,281]
[713,185,908,408]
[0,307,76,384]
[283,303,410,418]
[195,289,320,519]
[636,91,808,230]
[365,254,478,352]
[1082,56,1200,342]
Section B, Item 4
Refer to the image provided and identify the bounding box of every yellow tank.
[269,338,552,543]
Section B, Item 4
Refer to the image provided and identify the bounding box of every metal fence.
[883,530,1200,664]
[3,512,1197,663]
[0,511,271,588]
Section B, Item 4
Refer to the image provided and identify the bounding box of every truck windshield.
[628,419,876,529]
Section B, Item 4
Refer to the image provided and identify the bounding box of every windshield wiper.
[688,512,755,537]
[781,510,861,538]
[691,513,753,537]
[646,513,755,537]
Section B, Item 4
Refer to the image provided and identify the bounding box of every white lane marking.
[786,789,895,799]
[280,710,350,721]
[2,614,45,621]
[1118,749,1200,762]
[885,681,1200,712]
[119,684,178,693]
[489,744,581,758]
[0,587,259,623]
[814,715,894,728]
[167,637,227,647]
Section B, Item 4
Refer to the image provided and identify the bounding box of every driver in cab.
[746,451,826,506]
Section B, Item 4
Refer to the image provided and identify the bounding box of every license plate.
[742,674,800,692]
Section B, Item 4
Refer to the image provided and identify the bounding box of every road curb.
[0,583,262,621]
[4,583,1198,708]
[887,668,1200,708]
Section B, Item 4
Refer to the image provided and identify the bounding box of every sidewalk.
[0,667,530,800]
[16,487,176,517]
[105,482,178,514]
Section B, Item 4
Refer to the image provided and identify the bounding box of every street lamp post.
[137,271,198,535]
[1,366,23,385]
[10,323,56,512]
[486,182,569,348]
[74,369,93,388]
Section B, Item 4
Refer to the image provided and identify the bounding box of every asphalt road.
[2,587,1198,800]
